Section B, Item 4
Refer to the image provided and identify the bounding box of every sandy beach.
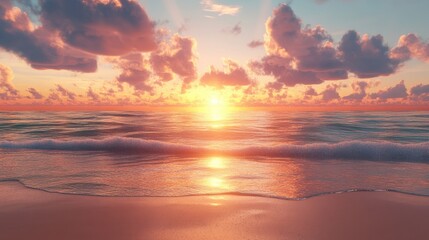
[0,182,428,240]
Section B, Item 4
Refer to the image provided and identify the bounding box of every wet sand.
[0,182,428,240]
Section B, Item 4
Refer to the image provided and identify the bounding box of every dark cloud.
[339,30,403,78]
[39,0,156,56]
[200,60,253,88]
[370,80,408,100]
[410,83,429,101]
[0,1,97,72]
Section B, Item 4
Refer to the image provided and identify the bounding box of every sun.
[210,97,220,106]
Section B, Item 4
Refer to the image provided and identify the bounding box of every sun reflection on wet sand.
[203,156,233,206]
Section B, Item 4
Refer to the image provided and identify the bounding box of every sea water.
[0,110,428,199]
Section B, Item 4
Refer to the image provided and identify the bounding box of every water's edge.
[1,178,428,201]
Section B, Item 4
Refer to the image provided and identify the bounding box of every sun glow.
[210,97,220,106]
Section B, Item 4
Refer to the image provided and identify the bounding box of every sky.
[0,0,429,107]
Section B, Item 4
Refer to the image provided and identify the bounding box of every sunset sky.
[1,0,429,107]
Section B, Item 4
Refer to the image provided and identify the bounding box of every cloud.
[343,81,369,101]
[248,40,264,48]
[110,53,153,93]
[253,4,425,89]
[223,22,241,35]
[45,84,77,104]
[249,55,325,86]
[0,64,19,100]
[55,84,76,100]
[150,35,197,90]
[200,59,253,88]
[410,83,429,101]
[252,4,347,87]
[393,34,429,62]
[321,84,341,102]
[339,30,404,78]
[201,0,240,16]
[0,1,97,72]
[27,88,43,99]
[87,87,100,102]
[370,80,408,100]
[39,0,156,56]
[303,86,318,100]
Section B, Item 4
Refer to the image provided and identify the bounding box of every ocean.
[0,110,428,199]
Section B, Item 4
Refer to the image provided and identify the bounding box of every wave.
[0,137,428,162]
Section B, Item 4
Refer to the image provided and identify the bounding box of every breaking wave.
[0,137,428,162]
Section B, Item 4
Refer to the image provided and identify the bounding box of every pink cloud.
[110,53,153,93]
[394,34,429,62]
[200,59,253,88]
[150,35,197,90]
[252,4,346,87]
[0,64,19,100]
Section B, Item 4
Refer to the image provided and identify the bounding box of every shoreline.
[1,182,428,240]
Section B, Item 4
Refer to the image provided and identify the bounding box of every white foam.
[0,137,428,161]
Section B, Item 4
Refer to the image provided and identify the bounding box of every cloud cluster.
[252,4,427,89]
[410,84,429,101]
[107,34,198,93]
[150,35,198,90]
[0,0,158,73]
[0,0,97,72]
[110,53,153,92]
[393,34,429,62]
[370,80,408,100]
[0,63,19,100]
[200,59,253,88]
[39,0,156,55]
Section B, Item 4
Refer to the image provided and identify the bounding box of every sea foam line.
[0,137,428,161]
